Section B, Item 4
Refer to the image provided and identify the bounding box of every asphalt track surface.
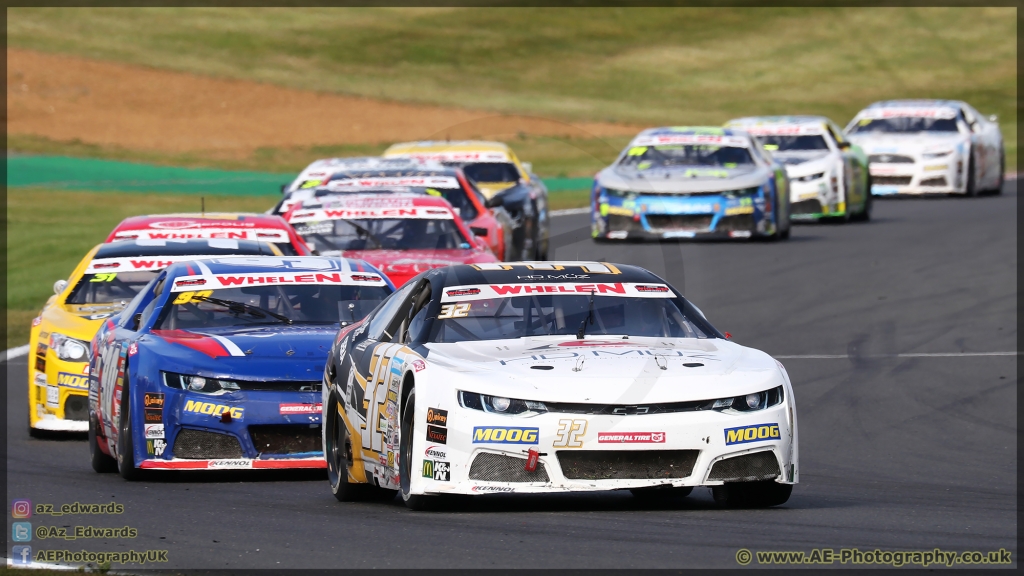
[5,183,1017,570]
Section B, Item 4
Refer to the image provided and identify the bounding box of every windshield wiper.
[340,220,387,249]
[576,290,595,339]
[191,295,293,325]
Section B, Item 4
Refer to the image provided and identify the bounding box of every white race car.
[844,100,1005,196]
[726,116,871,221]
[323,262,798,510]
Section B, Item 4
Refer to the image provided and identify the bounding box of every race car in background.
[285,193,499,287]
[89,257,394,479]
[322,262,798,509]
[592,127,791,241]
[844,100,1004,196]
[726,116,871,221]
[272,165,515,261]
[281,157,424,195]
[107,213,313,255]
[28,238,282,436]
[383,141,550,260]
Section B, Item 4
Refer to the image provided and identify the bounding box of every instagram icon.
[12,499,32,518]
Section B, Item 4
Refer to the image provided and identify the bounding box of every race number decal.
[172,290,213,305]
[437,303,471,319]
[90,273,117,282]
[553,419,587,448]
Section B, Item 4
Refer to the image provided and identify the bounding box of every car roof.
[727,115,830,126]
[93,238,276,258]
[300,192,456,210]
[627,127,752,148]
[384,140,513,161]
[112,213,291,230]
[635,126,748,138]
[866,99,963,109]
[430,262,666,288]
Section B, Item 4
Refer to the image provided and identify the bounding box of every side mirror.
[485,195,505,209]
[989,114,998,122]
[280,184,288,194]
[470,226,489,238]
[521,162,533,174]
[53,279,68,295]
[131,313,143,331]
[837,141,851,150]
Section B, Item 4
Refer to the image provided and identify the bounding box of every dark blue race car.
[87,256,394,479]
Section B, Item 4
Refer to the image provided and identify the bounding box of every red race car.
[272,165,513,260]
[106,213,313,256]
[284,193,498,287]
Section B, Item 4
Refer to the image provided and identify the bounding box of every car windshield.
[757,135,830,151]
[429,294,714,342]
[848,117,959,134]
[617,145,754,169]
[461,163,520,184]
[66,271,159,305]
[156,284,390,329]
[294,218,471,252]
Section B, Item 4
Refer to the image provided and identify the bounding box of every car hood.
[846,132,967,154]
[422,335,783,404]
[327,249,494,287]
[596,164,772,194]
[41,303,125,340]
[474,181,518,199]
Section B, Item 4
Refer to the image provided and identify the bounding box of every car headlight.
[922,149,954,159]
[702,385,784,413]
[49,333,90,362]
[458,391,548,415]
[164,372,240,395]
[793,172,825,182]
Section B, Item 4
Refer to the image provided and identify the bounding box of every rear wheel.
[712,481,792,508]
[852,175,873,222]
[965,154,977,197]
[326,397,362,501]
[116,377,144,481]
[90,416,117,473]
[399,388,438,511]
[992,147,1005,194]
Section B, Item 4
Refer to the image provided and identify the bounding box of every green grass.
[7,7,1016,167]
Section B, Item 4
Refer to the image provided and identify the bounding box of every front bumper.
[789,178,845,220]
[592,194,774,241]
[29,351,90,432]
[870,158,964,195]
[410,404,796,496]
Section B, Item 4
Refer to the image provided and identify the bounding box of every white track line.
[775,352,1018,359]
[3,344,31,361]
[549,207,592,217]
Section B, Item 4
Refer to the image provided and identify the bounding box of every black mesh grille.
[235,380,321,392]
[919,176,947,187]
[556,450,699,480]
[469,452,550,482]
[249,425,322,455]
[707,451,781,482]
[715,214,755,232]
[790,199,823,215]
[873,176,912,186]
[869,154,914,164]
[646,215,713,232]
[173,429,244,459]
[606,214,642,233]
[63,395,88,421]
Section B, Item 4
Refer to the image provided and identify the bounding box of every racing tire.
[27,405,45,438]
[326,396,364,502]
[712,481,792,508]
[630,486,693,501]
[90,416,117,473]
[852,176,873,222]
[116,375,144,481]
[965,154,977,197]
[992,148,1005,195]
[399,388,439,511]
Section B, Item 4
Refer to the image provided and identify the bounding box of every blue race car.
[87,256,394,479]
[592,127,791,241]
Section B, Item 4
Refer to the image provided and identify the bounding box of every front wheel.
[90,416,117,473]
[965,154,977,197]
[712,481,792,508]
[852,176,873,222]
[399,388,438,511]
[116,377,144,481]
[326,397,363,501]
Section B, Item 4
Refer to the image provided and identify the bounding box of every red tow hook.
[525,448,540,472]
[220,411,232,424]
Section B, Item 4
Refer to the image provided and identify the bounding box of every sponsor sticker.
[56,372,89,389]
[597,432,666,444]
[742,124,824,136]
[144,424,164,440]
[288,206,453,223]
[422,459,449,481]
[426,425,448,445]
[208,459,252,469]
[424,445,447,459]
[170,272,385,291]
[472,427,539,445]
[279,403,322,415]
[144,409,163,423]
[325,176,460,189]
[412,359,427,372]
[183,400,244,420]
[127,342,138,356]
[143,393,165,409]
[116,228,289,242]
[426,407,448,426]
[724,423,781,445]
[860,107,957,120]
[396,151,509,163]
[471,486,514,493]
[440,282,674,302]
[632,134,749,148]
[153,438,166,457]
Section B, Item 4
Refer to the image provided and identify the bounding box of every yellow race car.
[382,140,550,260]
[28,238,281,436]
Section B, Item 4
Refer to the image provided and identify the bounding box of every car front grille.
[873,176,913,186]
[63,395,88,421]
[790,199,823,215]
[248,425,322,455]
[173,429,244,459]
[469,452,550,482]
[645,215,713,232]
[715,214,755,232]
[556,450,699,480]
[707,451,781,482]
[234,380,322,392]
[543,400,706,416]
[919,176,948,187]
[869,154,914,164]
[606,214,642,233]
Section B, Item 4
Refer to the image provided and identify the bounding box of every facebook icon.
[12,545,32,565]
